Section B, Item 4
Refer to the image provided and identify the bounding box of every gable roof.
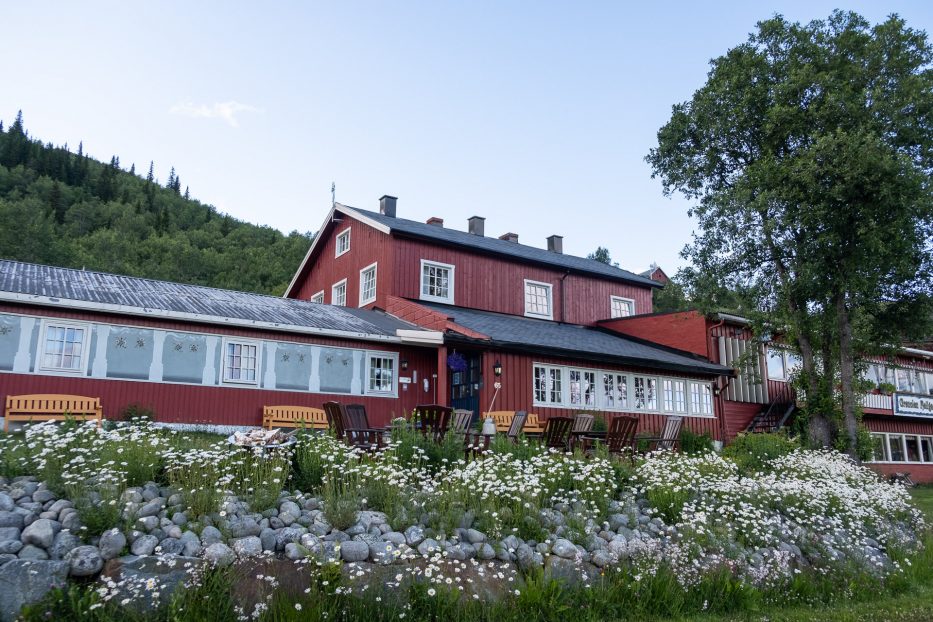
[0,260,441,345]
[284,203,660,296]
[418,301,732,377]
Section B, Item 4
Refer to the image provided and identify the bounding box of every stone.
[130,535,159,556]
[591,549,612,568]
[404,525,425,546]
[0,541,22,555]
[166,526,183,540]
[545,555,588,584]
[0,512,23,530]
[137,515,159,532]
[203,543,235,567]
[65,545,103,577]
[98,529,126,560]
[344,523,366,537]
[228,517,262,538]
[21,519,59,549]
[0,494,13,513]
[200,526,223,545]
[157,538,185,556]
[357,511,387,531]
[278,511,298,526]
[383,531,406,546]
[465,529,486,544]
[232,536,262,557]
[100,555,203,612]
[339,540,369,562]
[447,543,475,560]
[0,528,20,542]
[33,490,55,504]
[275,527,305,550]
[608,514,629,531]
[61,513,82,532]
[551,538,578,559]
[477,543,496,560]
[515,543,537,570]
[369,540,396,564]
[279,501,301,517]
[284,543,305,560]
[260,528,277,552]
[0,560,69,622]
[18,545,48,560]
[299,534,324,557]
[49,532,82,560]
[0,554,14,565]
[171,512,187,526]
[417,538,440,557]
[180,531,201,557]
[137,498,165,518]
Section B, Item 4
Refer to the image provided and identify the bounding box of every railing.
[861,393,893,411]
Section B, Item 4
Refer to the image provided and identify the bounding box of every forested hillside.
[0,112,312,295]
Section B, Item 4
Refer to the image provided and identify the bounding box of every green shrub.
[118,403,156,423]
[679,428,714,454]
[722,432,800,473]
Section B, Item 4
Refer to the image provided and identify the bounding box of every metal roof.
[419,301,732,376]
[343,205,662,288]
[0,260,435,343]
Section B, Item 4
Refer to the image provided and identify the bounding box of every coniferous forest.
[0,112,313,295]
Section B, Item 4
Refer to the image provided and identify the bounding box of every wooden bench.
[4,394,102,432]
[485,411,545,434]
[262,405,328,431]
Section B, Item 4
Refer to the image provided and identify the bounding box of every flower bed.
[0,419,926,621]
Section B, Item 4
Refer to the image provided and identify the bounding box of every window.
[610,296,635,319]
[366,353,397,395]
[331,279,347,307]
[663,379,687,413]
[569,369,596,407]
[524,280,553,319]
[767,348,786,380]
[870,434,887,462]
[602,373,629,410]
[223,339,259,384]
[359,263,377,306]
[633,376,658,410]
[533,365,563,405]
[869,433,933,463]
[420,260,454,304]
[335,229,351,257]
[310,291,324,304]
[896,368,913,392]
[690,382,714,416]
[40,322,87,372]
[888,435,905,462]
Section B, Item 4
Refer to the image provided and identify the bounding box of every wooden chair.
[506,410,528,442]
[413,404,452,443]
[583,415,639,461]
[572,413,595,434]
[451,409,474,434]
[4,394,102,432]
[462,432,491,460]
[642,415,684,452]
[343,403,386,450]
[542,416,574,450]
[262,406,327,431]
[486,411,517,433]
[322,401,347,440]
[524,413,545,434]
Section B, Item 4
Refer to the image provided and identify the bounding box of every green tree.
[647,11,933,454]
[587,246,614,265]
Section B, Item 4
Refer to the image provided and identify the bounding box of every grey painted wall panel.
[0,314,21,370]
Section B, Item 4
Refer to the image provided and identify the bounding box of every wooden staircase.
[747,402,796,434]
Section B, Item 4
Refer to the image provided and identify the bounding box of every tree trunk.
[836,295,860,459]
[797,326,834,448]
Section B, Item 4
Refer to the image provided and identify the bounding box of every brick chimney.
[547,235,563,254]
[426,217,444,227]
[379,195,397,218]
[468,216,485,236]
[498,232,519,243]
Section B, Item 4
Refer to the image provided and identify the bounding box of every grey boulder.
[65,545,103,577]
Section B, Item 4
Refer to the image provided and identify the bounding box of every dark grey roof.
[345,205,661,288]
[0,260,422,340]
[419,301,731,376]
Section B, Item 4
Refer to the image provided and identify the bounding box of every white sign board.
[894,393,933,418]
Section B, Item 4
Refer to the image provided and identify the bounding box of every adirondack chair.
[462,432,491,460]
[542,416,574,450]
[322,401,347,440]
[570,413,595,448]
[413,404,452,443]
[642,415,684,452]
[343,403,385,450]
[451,409,473,434]
[506,410,528,442]
[583,415,639,461]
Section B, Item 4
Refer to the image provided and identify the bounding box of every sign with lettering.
[894,393,933,418]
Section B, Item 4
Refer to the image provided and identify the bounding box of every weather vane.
[331,182,335,208]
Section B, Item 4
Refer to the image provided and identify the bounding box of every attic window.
[524,279,553,320]
[335,229,351,257]
[420,260,455,304]
[610,296,635,318]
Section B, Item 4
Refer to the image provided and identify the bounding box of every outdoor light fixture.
[493,360,502,377]
[401,359,408,371]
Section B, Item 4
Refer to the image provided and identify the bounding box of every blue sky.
[3,2,932,276]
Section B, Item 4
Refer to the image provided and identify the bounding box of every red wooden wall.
[600,311,710,357]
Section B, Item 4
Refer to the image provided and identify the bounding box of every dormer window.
[610,296,635,318]
[420,260,455,304]
[524,279,553,319]
[335,229,351,257]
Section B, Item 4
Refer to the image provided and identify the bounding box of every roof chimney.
[468,216,485,236]
[379,195,397,218]
[498,232,519,243]
[426,217,444,227]
[547,235,563,254]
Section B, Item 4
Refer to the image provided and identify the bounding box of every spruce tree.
[146,161,154,184]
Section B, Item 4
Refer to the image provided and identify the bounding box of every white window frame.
[689,381,715,417]
[37,319,91,375]
[365,351,398,396]
[221,337,261,385]
[533,364,564,405]
[419,259,455,304]
[524,279,553,320]
[331,279,347,307]
[359,262,378,306]
[309,290,325,304]
[568,368,597,407]
[610,296,636,319]
[633,375,659,412]
[663,378,687,413]
[335,229,351,257]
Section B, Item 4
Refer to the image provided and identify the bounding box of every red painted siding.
[600,311,709,357]
[864,415,933,436]
[868,463,933,483]
[388,238,654,325]
[721,401,761,441]
[476,350,722,441]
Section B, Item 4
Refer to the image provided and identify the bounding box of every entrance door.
[450,351,482,423]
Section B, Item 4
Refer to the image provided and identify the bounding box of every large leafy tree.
[647,11,933,453]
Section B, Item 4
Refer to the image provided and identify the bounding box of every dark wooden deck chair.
[572,413,595,434]
[322,401,347,440]
[413,404,452,443]
[506,410,528,442]
[644,415,683,452]
[344,403,385,450]
[451,409,473,434]
[542,416,574,450]
[591,415,640,462]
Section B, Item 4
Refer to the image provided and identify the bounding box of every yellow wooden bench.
[4,394,102,432]
[262,405,328,431]
[485,411,545,434]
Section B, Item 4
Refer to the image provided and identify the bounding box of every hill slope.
[0,112,312,295]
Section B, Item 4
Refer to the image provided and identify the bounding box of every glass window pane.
[906,436,921,462]
[921,438,933,462]
[767,349,785,379]
[888,435,905,461]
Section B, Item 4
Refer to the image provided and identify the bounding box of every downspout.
[708,317,729,442]
[559,271,570,324]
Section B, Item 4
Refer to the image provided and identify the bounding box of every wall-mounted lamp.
[493,360,502,377]
[401,359,409,371]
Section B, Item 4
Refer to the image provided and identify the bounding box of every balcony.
[861,393,893,411]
